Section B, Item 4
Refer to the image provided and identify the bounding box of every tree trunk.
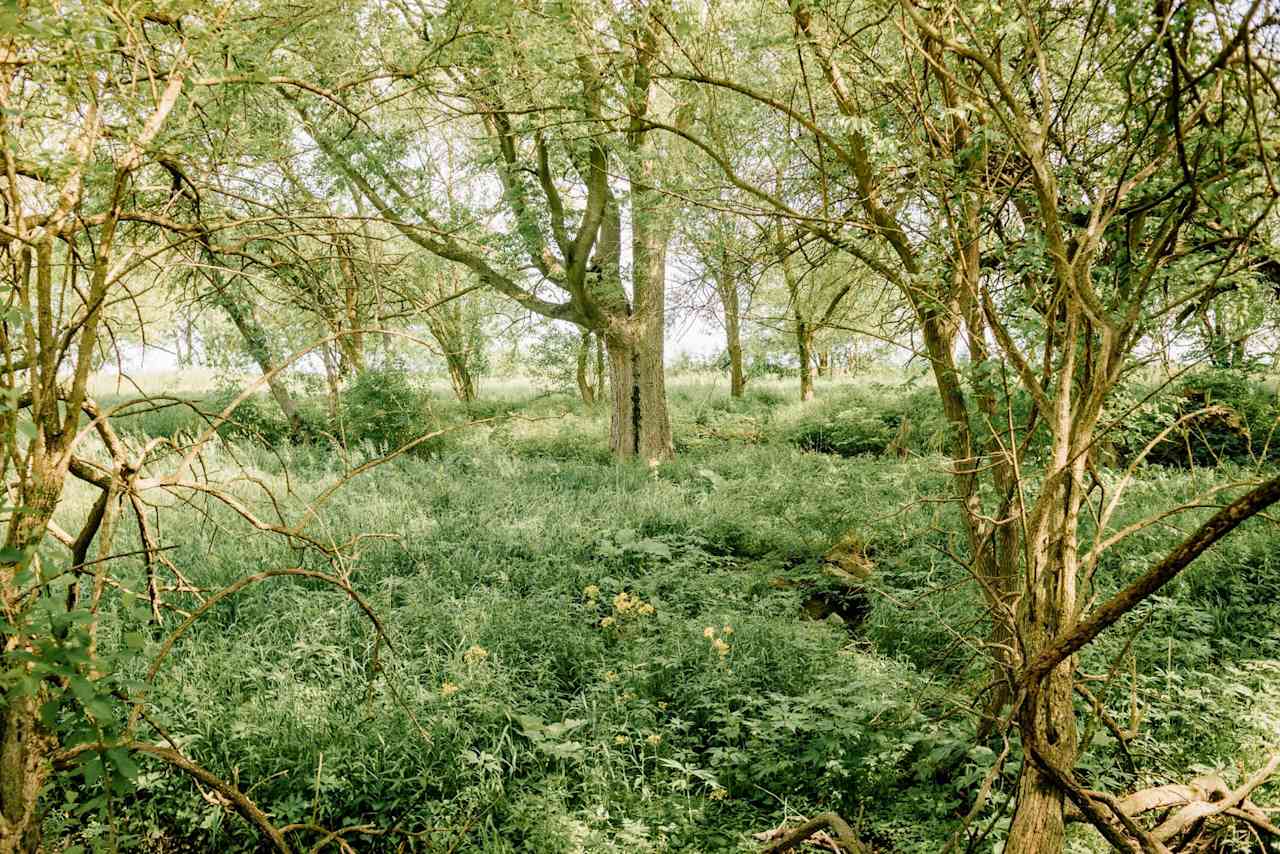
[577,330,596,405]
[818,349,830,379]
[604,329,671,462]
[727,321,746,397]
[175,320,195,368]
[1007,671,1075,854]
[444,351,476,403]
[716,248,746,397]
[1,448,70,854]
[605,333,638,457]
[625,176,674,462]
[320,344,342,424]
[212,290,305,438]
[0,694,50,854]
[425,308,478,403]
[1006,439,1084,854]
[796,319,815,402]
[594,335,606,402]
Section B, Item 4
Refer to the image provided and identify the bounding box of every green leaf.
[105,747,140,782]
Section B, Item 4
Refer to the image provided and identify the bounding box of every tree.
[658,0,1280,848]
[288,0,692,460]
[679,207,759,397]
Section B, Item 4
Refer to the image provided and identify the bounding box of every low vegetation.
[44,372,1280,853]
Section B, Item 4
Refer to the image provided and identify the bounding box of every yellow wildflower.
[722,624,733,635]
[646,734,662,747]
[440,681,460,697]
[614,735,628,745]
[712,638,731,656]
[614,591,634,612]
[605,670,618,682]
[709,787,728,801]
[583,584,600,599]
[600,616,616,628]
[638,603,655,616]
[463,645,488,664]
[703,626,716,639]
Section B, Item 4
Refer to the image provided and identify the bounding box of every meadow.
[51,371,1280,853]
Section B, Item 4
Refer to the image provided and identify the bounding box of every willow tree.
[288,0,689,460]
[0,6,395,852]
[680,207,759,397]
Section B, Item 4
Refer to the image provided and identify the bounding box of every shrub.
[1106,368,1279,467]
[340,366,436,455]
[785,386,949,458]
[202,386,326,446]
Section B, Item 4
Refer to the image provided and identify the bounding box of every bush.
[340,366,436,455]
[202,386,326,446]
[792,408,898,456]
[1107,368,1279,467]
[785,386,949,458]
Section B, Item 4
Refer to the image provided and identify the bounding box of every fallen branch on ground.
[755,812,869,854]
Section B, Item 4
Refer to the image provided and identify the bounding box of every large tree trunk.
[604,327,671,462]
[1007,564,1078,854]
[796,319,815,402]
[623,174,674,461]
[1006,406,1086,854]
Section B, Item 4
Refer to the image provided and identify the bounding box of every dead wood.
[757,812,869,854]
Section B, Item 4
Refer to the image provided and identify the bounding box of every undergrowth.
[49,373,1280,853]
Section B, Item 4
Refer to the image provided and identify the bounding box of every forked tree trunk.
[1006,428,1086,854]
[426,310,478,403]
[444,351,476,403]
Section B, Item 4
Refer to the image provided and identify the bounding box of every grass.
[48,372,1280,853]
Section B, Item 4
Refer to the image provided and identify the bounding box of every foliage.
[785,386,949,458]
[1106,369,1280,468]
[525,326,591,397]
[39,376,1278,852]
[339,365,439,455]
[202,386,328,446]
